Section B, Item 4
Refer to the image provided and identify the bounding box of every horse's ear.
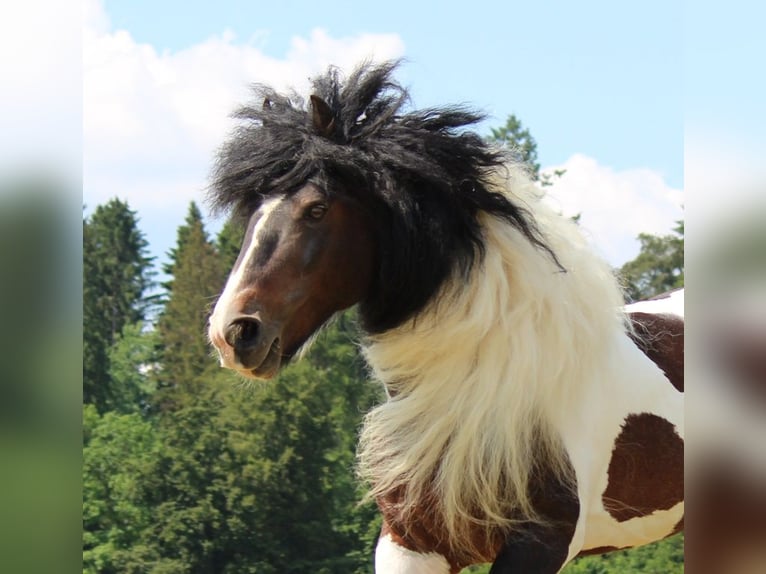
[310,95,336,138]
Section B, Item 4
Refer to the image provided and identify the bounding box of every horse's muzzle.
[213,316,282,379]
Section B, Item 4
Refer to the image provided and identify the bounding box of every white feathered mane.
[357,165,627,560]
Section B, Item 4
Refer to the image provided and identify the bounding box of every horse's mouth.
[248,337,282,379]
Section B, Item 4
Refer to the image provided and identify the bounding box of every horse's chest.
[378,459,581,573]
[377,490,502,572]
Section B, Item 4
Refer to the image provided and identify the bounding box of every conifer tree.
[488,114,565,188]
[156,202,225,403]
[83,199,153,412]
[162,202,204,293]
[216,217,245,271]
[489,114,542,177]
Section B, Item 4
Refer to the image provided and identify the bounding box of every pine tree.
[162,202,204,293]
[216,217,245,272]
[489,115,542,177]
[488,114,566,188]
[83,199,154,412]
[155,202,225,404]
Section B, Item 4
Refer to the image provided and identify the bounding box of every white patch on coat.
[626,289,684,318]
[375,534,450,574]
[561,322,683,558]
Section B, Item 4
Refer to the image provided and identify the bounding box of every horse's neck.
[358,208,634,552]
[364,210,627,406]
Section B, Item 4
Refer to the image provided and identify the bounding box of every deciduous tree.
[619,220,684,301]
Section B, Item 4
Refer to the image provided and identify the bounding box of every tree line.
[83,116,683,573]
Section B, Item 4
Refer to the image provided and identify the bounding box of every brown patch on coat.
[377,456,579,573]
[602,413,684,522]
[379,519,468,574]
[628,312,684,392]
[378,488,502,573]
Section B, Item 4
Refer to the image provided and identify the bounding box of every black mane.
[210,61,559,333]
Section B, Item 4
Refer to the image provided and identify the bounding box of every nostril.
[224,318,261,350]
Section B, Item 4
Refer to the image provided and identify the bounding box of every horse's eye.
[305,203,328,221]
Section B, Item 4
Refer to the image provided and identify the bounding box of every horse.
[206,61,684,574]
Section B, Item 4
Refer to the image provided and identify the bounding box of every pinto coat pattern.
[206,62,683,573]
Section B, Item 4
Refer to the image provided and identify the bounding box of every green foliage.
[82,404,164,573]
[461,536,684,574]
[210,326,380,573]
[619,220,684,301]
[83,198,154,412]
[106,321,159,414]
[162,202,206,293]
[216,218,246,271]
[488,115,541,177]
[82,194,383,571]
[463,564,491,573]
[562,535,684,574]
[156,202,226,396]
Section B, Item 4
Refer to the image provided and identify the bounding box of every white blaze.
[208,197,283,351]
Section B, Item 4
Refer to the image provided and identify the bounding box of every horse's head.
[208,178,376,379]
[207,61,557,379]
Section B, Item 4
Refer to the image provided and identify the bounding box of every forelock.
[207,60,560,331]
[207,60,495,217]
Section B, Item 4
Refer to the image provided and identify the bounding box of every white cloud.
[542,154,683,266]
[83,0,405,260]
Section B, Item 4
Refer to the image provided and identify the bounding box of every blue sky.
[82,0,695,270]
[103,0,682,186]
[685,1,766,138]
